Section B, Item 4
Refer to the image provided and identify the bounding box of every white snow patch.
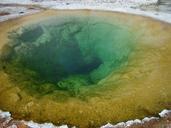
[114,122,125,127]
[0,0,32,4]
[0,6,40,22]
[41,3,171,24]
[101,123,115,128]
[159,109,171,118]
[24,121,69,128]
[0,110,11,118]
[1,0,171,24]
[101,117,159,128]
[142,117,159,123]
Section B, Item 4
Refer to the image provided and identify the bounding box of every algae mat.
[0,10,171,128]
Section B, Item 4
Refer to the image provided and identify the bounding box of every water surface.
[0,10,171,128]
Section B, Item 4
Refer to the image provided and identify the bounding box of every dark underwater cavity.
[0,17,135,96]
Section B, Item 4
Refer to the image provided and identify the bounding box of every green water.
[0,16,135,97]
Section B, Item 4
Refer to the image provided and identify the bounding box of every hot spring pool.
[0,10,171,128]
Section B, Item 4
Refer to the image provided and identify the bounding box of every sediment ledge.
[0,109,171,128]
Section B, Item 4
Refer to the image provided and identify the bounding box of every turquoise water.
[0,16,135,96]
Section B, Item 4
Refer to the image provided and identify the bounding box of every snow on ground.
[0,0,157,4]
[159,109,171,118]
[24,121,69,128]
[0,110,11,118]
[0,0,171,24]
[0,0,32,4]
[31,0,170,24]
[0,6,41,22]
